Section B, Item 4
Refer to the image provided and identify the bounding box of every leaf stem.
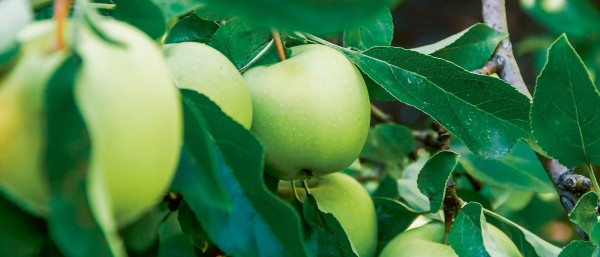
[291,181,302,202]
[271,29,286,61]
[301,180,311,195]
[587,164,600,193]
[239,39,274,73]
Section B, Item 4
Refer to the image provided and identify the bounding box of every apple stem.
[370,103,393,123]
[291,181,302,202]
[301,180,312,195]
[271,29,286,61]
[54,0,72,50]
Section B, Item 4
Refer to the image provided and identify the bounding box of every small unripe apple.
[243,44,370,180]
[379,222,523,257]
[0,19,182,227]
[163,42,253,128]
[277,172,377,257]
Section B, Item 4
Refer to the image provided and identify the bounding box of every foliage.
[1,0,600,257]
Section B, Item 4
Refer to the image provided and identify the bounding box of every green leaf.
[343,8,393,51]
[157,211,195,257]
[151,0,203,19]
[373,197,419,242]
[397,153,431,212]
[569,191,599,234]
[453,140,554,193]
[531,35,600,167]
[416,151,460,213]
[373,174,400,198]
[360,123,415,166]
[44,54,123,257]
[120,207,168,254]
[303,194,358,257]
[558,240,597,257]
[341,46,532,160]
[412,23,507,70]
[165,13,219,44]
[591,222,600,246]
[520,0,600,41]
[172,94,231,211]
[484,208,561,257]
[179,91,308,257]
[0,194,44,257]
[209,18,273,70]
[112,0,167,40]
[198,0,390,34]
[178,202,210,250]
[449,202,508,257]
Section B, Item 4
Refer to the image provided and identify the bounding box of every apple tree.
[1,0,600,256]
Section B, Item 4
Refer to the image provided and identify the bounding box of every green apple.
[277,172,377,257]
[379,222,523,257]
[0,19,182,227]
[243,44,370,180]
[163,42,252,128]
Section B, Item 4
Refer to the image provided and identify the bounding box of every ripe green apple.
[379,222,523,257]
[163,42,253,128]
[243,44,370,180]
[277,172,377,257]
[0,19,182,227]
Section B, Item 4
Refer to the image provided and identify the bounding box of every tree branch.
[481,0,531,98]
[481,0,592,240]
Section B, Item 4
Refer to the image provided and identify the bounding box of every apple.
[243,44,370,180]
[163,42,253,128]
[277,172,377,257]
[379,222,523,257]
[0,18,182,227]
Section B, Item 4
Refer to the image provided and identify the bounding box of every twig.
[481,0,531,98]
[481,0,592,240]
[271,29,286,61]
[474,55,505,75]
[370,103,393,123]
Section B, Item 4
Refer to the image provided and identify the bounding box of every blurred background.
[374,0,600,247]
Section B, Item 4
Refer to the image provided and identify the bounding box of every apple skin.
[0,19,182,227]
[163,42,253,128]
[379,222,523,257]
[243,44,370,180]
[277,172,377,257]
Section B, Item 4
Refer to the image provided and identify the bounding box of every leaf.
[120,207,168,254]
[343,7,393,50]
[453,140,554,193]
[412,23,507,71]
[112,0,167,40]
[0,194,44,257]
[157,211,195,257]
[520,0,600,41]
[151,0,203,19]
[558,240,596,257]
[44,53,123,257]
[341,46,532,160]
[417,151,460,213]
[591,222,600,246]
[397,153,431,212]
[449,202,509,257]
[303,194,358,257]
[209,18,273,70]
[178,91,308,257]
[360,123,415,165]
[373,174,400,198]
[531,35,600,167]
[484,208,561,257]
[373,197,419,242]
[198,0,390,34]
[165,13,219,44]
[569,191,599,234]
[178,201,210,250]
